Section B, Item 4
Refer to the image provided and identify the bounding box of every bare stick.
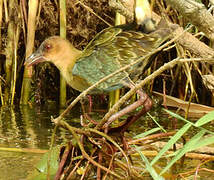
[68,124,123,179]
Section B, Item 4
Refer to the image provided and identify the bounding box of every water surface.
[0,104,80,180]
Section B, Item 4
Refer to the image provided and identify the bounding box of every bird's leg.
[120,93,152,133]
[80,95,93,114]
[103,81,152,133]
[106,90,152,150]
[80,98,89,125]
[80,96,99,126]
[87,95,93,113]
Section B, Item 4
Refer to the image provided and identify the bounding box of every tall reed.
[59,0,67,107]
[4,0,15,104]
[0,0,3,105]
[20,0,39,105]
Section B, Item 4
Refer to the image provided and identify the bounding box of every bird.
[25,20,174,132]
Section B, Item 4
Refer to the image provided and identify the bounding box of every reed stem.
[20,0,38,105]
[59,0,67,107]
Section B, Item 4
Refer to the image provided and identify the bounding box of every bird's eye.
[44,44,52,51]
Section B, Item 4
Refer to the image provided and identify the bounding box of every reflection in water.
[0,104,81,179]
[0,151,41,180]
[0,104,81,149]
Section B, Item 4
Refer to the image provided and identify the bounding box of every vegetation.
[1,0,214,179]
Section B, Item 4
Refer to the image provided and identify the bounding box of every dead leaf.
[153,91,214,118]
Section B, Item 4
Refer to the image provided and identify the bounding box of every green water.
[0,104,214,180]
[0,104,80,180]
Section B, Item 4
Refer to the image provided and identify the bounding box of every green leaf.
[148,113,166,133]
[150,123,192,166]
[190,135,214,150]
[160,130,206,175]
[194,111,214,127]
[36,146,59,173]
[163,109,214,135]
[134,127,161,139]
[163,109,187,122]
[134,145,165,180]
[27,146,60,180]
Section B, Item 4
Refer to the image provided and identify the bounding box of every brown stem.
[103,153,115,180]
[54,144,71,180]
[67,159,82,180]
[69,124,123,179]
[128,131,176,145]
[97,151,102,180]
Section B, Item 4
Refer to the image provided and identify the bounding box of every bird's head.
[135,0,155,33]
[25,36,72,67]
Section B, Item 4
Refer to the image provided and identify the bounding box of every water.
[0,104,81,180]
[0,105,213,179]
[0,151,41,180]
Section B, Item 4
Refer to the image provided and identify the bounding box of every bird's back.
[72,23,172,93]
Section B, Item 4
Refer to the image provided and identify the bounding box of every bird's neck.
[53,44,82,78]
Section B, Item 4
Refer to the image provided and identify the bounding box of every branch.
[152,12,214,57]
[98,57,214,129]
[166,0,214,41]
[110,0,214,57]
[68,123,123,179]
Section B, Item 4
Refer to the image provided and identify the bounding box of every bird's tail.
[131,19,178,82]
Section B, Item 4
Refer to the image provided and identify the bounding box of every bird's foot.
[80,113,99,127]
[103,90,152,133]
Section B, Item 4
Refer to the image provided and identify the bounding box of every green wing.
[72,26,171,92]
